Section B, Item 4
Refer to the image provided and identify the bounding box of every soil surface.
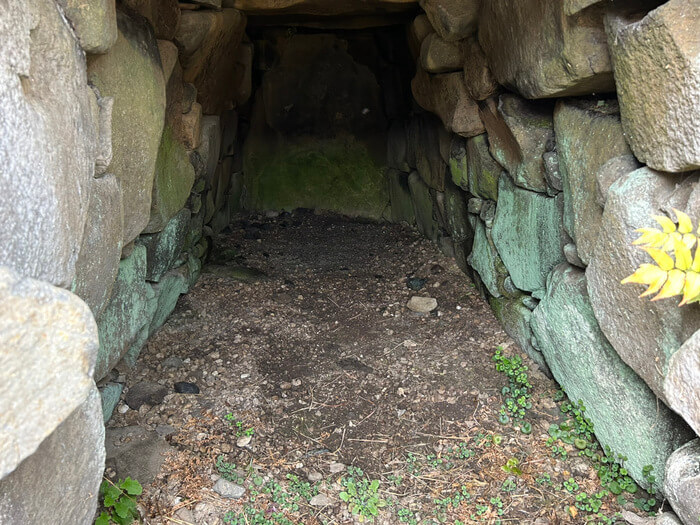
[105,211,656,525]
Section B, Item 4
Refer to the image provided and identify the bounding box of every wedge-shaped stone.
[387,169,415,226]
[532,265,694,491]
[419,0,479,41]
[466,134,500,201]
[492,174,567,294]
[139,209,191,283]
[412,67,484,138]
[0,267,98,478]
[420,33,462,73]
[479,95,554,193]
[587,168,700,401]
[665,440,700,525]
[554,98,632,266]
[606,1,700,172]
[479,1,615,98]
[664,331,700,437]
[468,219,508,298]
[462,37,498,101]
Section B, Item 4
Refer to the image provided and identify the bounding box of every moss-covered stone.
[95,245,156,380]
[467,134,500,201]
[531,264,694,490]
[387,169,415,226]
[408,171,440,242]
[137,209,191,282]
[243,136,389,220]
[444,180,473,272]
[467,219,508,298]
[144,126,196,234]
[492,173,566,294]
[149,268,189,334]
[449,135,469,190]
[99,382,123,423]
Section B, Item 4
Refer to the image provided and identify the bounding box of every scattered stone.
[236,434,253,448]
[213,478,246,499]
[310,494,334,507]
[174,382,200,394]
[406,277,427,291]
[162,356,184,369]
[605,2,700,173]
[291,378,302,387]
[125,381,169,410]
[664,439,700,525]
[329,462,346,474]
[307,471,323,482]
[407,296,438,313]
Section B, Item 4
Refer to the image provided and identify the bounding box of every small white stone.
[329,462,345,473]
[310,494,334,507]
[406,296,438,313]
[236,435,252,448]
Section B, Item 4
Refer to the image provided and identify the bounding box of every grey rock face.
[0,385,105,525]
[213,478,246,499]
[138,209,192,282]
[56,0,118,53]
[468,220,508,298]
[0,0,98,287]
[606,2,700,173]
[587,168,700,400]
[0,267,99,478]
[664,331,700,436]
[532,265,693,490]
[664,439,700,525]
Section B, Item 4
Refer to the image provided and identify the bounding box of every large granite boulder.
[0,267,99,479]
[553,98,632,265]
[478,0,614,98]
[175,9,247,114]
[0,0,98,287]
[95,245,157,380]
[532,265,693,490]
[412,66,484,138]
[56,0,118,53]
[73,174,124,316]
[664,331,700,436]
[144,126,196,234]
[605,1,700,173]
[587,168,700,400]
[492,174,567,294]
[479,95,554,193]
[0,386,105,525]
[88,10,166,245]
[407,14,434,59]
[418,0,479,41]
[665,439,700,525]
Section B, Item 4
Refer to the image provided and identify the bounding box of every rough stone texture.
[419,0,479,41]
[462,36,499,101]
[57,0,117,54]
[157,39,179,82]
[197,116,223,185]
[479,95,554,193]
[449,135,468,190]
[596,155,642,207]
[0,0,97,287]
[444,180,473,272]
[492,174,567,294]
[88,10,166,245]
[387,121,410,172]
[407,296,438,313]
[99,382,123,423]
[665,440,700,525]
[0,267,99,479]
[532,265,693,490]
[420,33,463,73]
[105,426,172,485]
[407,113,449,191]
[468,220,508,298]
[467,134,500,201]
[387,169,415,225]
[412,66,484,138]
[479,1,614,99]
[150,267,190,334]
[145,127,196,234]
[73,174,124,316]
[139,209,191,282]
[0,386,105,524]
[407,13,434,59]
[554,98,632,266]
[665,331,700,436]
[543,151,562,194]
[93,88,114,176]
[175,9,247,114]
[489,294,547,372]
[214,478,246,499]
[605,2,700,173]
[121,0,181,40]
[232,41,254,106]
[95,245,157,381]
[587,168,700,401]
[408,171,439,242]
[181,102,203,150]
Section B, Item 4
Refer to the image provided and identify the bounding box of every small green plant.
[216,456,242,483]
[493,347,532,433]
[96,477,142,525]
[501,478,517,492]
[339,466,387,522]
[224,413,255,437]
[622,209,700,305]
[563,477,580,494]
[501,457,522,476]
[397,507,418,524]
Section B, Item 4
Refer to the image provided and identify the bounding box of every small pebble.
[310,494,333,507]
[329,462,345,473]
[236,435,253,448]
[213,479,246,499]
[406,296,438,313]
[174,382,200,394]
[307,471,323,482]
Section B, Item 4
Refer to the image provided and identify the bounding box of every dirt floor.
[104,211,660,525]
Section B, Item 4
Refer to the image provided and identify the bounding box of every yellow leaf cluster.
[621,209,700,306]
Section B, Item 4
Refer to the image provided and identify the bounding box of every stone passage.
[0,0,699,523]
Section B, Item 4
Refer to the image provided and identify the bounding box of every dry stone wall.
[392,1,700,521]
[0,0,250,520]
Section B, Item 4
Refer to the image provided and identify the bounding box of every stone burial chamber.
[0,0,699,523]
